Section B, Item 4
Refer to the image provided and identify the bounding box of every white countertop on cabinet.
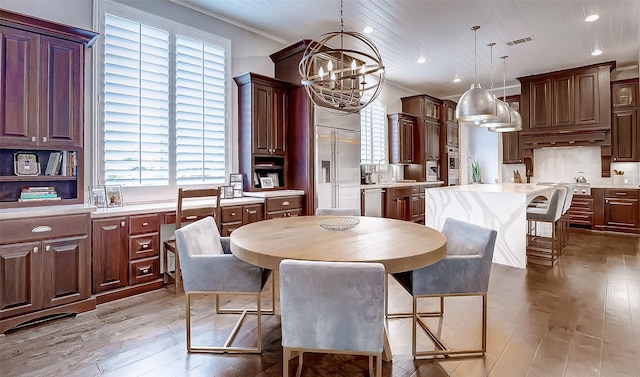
[360,181,444,190]
[0,204,96,221]
[242,190,305,198]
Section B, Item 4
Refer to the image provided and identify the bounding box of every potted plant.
[471,160,481,183]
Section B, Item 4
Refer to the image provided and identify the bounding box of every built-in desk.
[425,183,554,269]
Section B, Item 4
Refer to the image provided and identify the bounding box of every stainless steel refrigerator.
[314,106,361,212]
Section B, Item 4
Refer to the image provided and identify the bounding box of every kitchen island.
[425,183,554,269]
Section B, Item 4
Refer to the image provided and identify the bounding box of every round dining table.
[229,215,447,274]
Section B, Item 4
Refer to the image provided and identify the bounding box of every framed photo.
[230,173,242,182]
[105,185,123,207]
[259,177,274,189]
[222,185,235,199]
[89,186,107,207]
[266,173,279,188]
[230,173,243,197]
[14,152,40,176]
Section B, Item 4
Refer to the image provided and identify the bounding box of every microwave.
[426,161,439,181]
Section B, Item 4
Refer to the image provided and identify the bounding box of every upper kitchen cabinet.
[502,96,522,164]
[0,10,98,208]
[518,61,615,136]
[441,100,458,148]
[611,78,639,162]
[388,113,415,164]
[401,94,441,119]
[416,117,440,162]
[0,12,97,149]
[234,72,293,191]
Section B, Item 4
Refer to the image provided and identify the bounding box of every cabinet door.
[612,110,637,162]
[0,241,42,319]
[447,123,459,148]
[529,78,552,129]
[271,86,287,155]
[0,26,39,147]
[39,36,83,148]
[604,198,639,228]
[427,122,440,160]
[243,203,264,224]
[92,218,128,293]
[552,75,574,127]
[400,118,414,163]
[252,83,272,154]
[502,131,522,164]
[612,81,638,108]
[574,71,600,126]
[42,235,90,308]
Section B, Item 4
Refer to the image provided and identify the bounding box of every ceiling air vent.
[506,37,532,46]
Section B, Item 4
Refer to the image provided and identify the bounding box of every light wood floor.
[1,229,639,377]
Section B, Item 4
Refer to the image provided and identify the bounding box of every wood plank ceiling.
[174,0,640,98]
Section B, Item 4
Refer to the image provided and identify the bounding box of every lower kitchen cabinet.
[384,186,412,221]
[567,195,594,226]
[0,213,94,333]
[593,188,640,233]
[265,195,303,219]
[220,203,264,236]
[411,186,426,224]
[92,214,163,304]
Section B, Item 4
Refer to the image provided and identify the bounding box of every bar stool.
[526,187,567,266]
[560,185,574,252]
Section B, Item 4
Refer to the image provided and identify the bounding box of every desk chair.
[315,207,361,216]
[175,216,273,353]
[280,259,385,377]
[164,188,221,293]
[390,218,497,359]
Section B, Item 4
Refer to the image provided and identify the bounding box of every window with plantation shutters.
[98,1,229,200]
[360,100,387,164]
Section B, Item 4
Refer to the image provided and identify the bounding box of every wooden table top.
[230,216,447,274]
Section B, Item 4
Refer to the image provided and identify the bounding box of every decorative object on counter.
[612,169,625,186]
[89,186,107,207]
[298,0,385,114]
[513,170,522,183]
[220,185,235,199]
[455,26,497,122]
[471,161,481,183]
[105,185,123,207]
[317,216,360,231]
[574,171,588,184]
[489,56,523,132]
[14,152,40,176]
[259,177,274,189]
[229,173,243,197]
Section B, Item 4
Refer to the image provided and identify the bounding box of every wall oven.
[447,146,459,186]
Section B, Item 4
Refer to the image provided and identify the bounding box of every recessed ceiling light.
[363,26,374,34]
[591,48,603,56]
[417,57,426,64]
[585,14,599,22]
[453,78,461,83]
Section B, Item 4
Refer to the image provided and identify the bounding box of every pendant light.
[489,56,523,132]
[455,26,497,122]
[475,42,511,128]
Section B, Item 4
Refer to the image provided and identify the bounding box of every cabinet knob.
[142,222,148,226]
[46,245,51,252]
[141,268,150,274]
[142,243,149,249]
[121,221,126,227]
[231,212,236,216]
[42,137,48,143]
[33,247,38,254]
[282,201,290,206]
[31,136,36,142]
[32,226,52,233]
[247,210,257,214]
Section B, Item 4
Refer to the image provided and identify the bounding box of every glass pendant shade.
[456,83,497,121]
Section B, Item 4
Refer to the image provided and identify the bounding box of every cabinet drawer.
[265,208,302,220]
[604,189,638,199]
[128,256,160,285]
[265,196,302,212]
[221,206,243,223]
[129,214,159,235]
[128,232,159,260]
[570,197,593,211]
[221,222,242,237]
[0,214,89,244]
[389,186,412,198]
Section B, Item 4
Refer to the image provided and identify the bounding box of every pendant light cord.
[502,56,508,101]
[488,43,495,93]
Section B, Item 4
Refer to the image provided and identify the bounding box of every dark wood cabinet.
[410,186,426,224]
[593,188,640,233]
[417,118,440,162]
[234,72,292,192]
[220,203,264,236]
[264,195,303,219]
[401,95,441,119]
[0,213,93,333]
[611,79,639,162]
[567,196,594,226]
[501,96,522,164]
[0,11,97,208]
[384,186,412,221]
[92,217,128,293]
[388,113,415,164]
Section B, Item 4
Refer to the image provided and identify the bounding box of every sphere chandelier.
[298,0,385,114]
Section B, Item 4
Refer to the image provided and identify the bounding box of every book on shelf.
[18,196,62,202]
[45,152,62,175]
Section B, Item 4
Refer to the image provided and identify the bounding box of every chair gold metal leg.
[482,293,487,352]
[283,348,290,377]
[412,296,417,357]
[296,352,303,377]
[376,353,382,377]
[186,293,192,351]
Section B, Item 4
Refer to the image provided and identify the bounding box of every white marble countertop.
[591,184,640,189]
[430,183,554,194]
[242,189,305,198]
[360,181,444,190]
[0,204,96,221]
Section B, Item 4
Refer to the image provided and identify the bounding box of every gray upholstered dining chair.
[315,207,361,216]
[174,216,273,353]
[390,217,497,359]
[279,259,385,377]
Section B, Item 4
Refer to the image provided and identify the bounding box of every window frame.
[93,0,232,204]
[360,99,387,165]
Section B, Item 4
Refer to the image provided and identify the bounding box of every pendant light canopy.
[456,26,497,122]
[298,0,385,114]
[489,56,523,132]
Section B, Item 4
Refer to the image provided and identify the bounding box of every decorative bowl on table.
[317,216,360,231]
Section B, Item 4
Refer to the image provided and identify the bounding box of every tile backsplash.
[501,146,640,186]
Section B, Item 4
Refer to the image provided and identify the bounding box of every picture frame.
[254,172,260,188]
[105,185,123,207]
[222,185,235,199]
[230,173,243,197]
[89,186,107,208]
[266,173,279,188]
[259,177,274,189]
[14,152,40,176]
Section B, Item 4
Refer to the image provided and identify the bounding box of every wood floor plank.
[525,336,571,377]
[563,332,603,377]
